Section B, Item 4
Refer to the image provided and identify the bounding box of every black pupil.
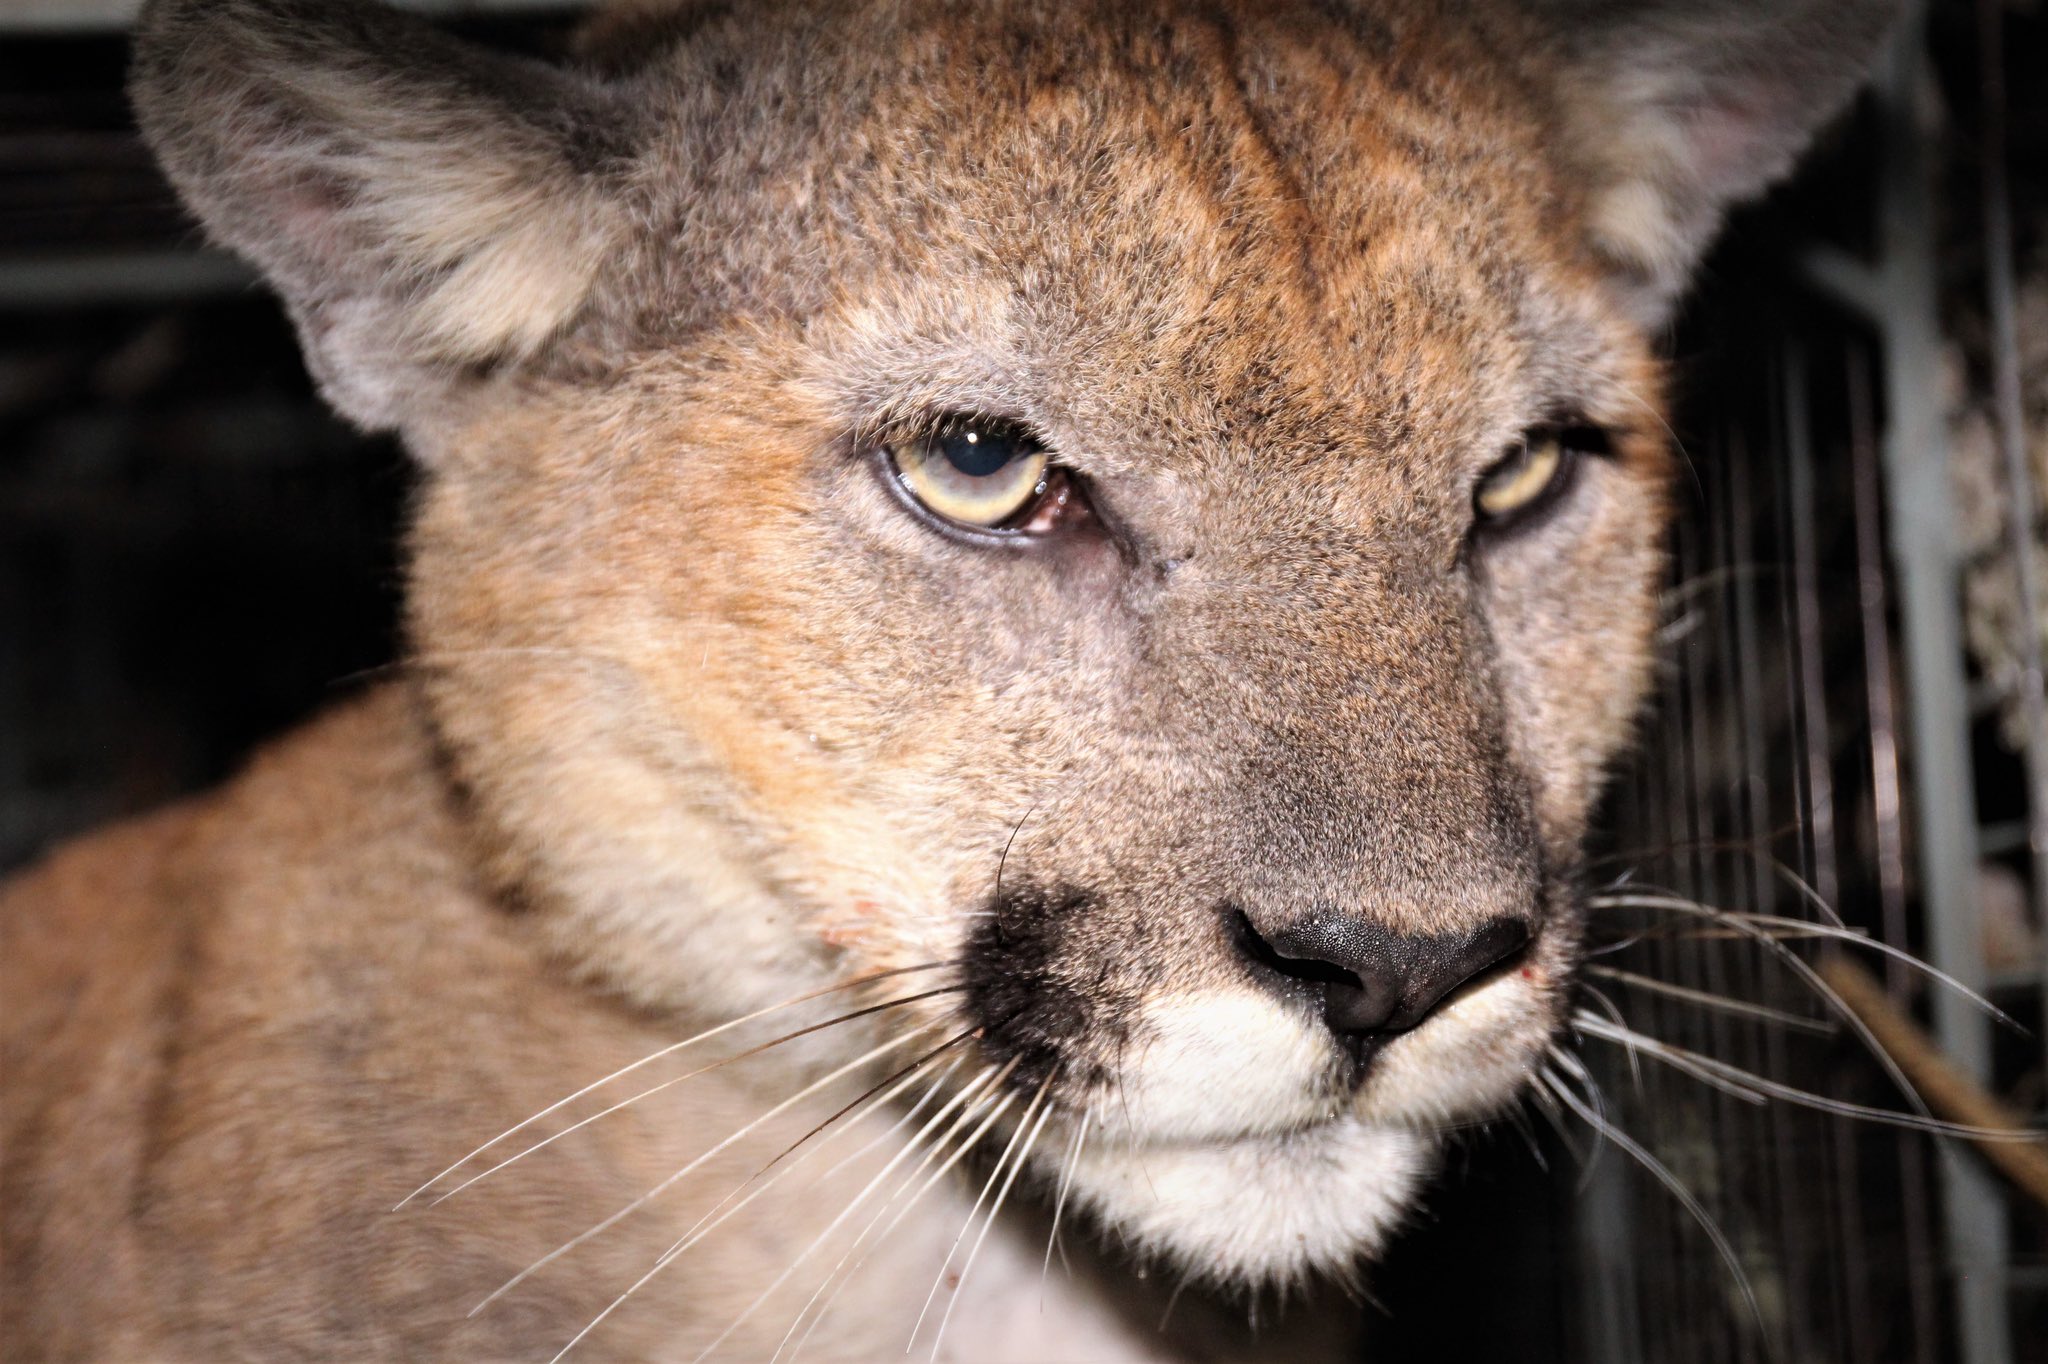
[940,426,1023,479]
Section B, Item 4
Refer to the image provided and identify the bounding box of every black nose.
[1234,909,1531,1062]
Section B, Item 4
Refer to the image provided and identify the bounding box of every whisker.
[775,1099,998,1364]
[1571,1011,2045,1141]
[397,963,955,1209]
[796,1053,968,1204]
[1576,981,1643,1093]
[1585,930,1656,958]
[1522,1072,1588,1168]
[1584,964,1836,1035]
[331,646,628,689]
[1156,1271,1196,1333]
[905,1068,1045,1351]
[776,1065,1023,1363]
[711,1062,1021,1364]
[1548,1049,1611,1187]
[1577,1024,1773,1108]
[1499,1094,1551,1172]
[439,986,964,1211]
[1588,894,2016,1029]
[653,1032,976,1268]
[482,1017,952,1323]
[1040,1108,1090,1304]
[535,1021,959,1364]
[994,804,1037,905]
[1589,897,1954,1122]
[1588,846,1846,929]
[927,1075,1058,1361]
[1542,1059,1765,1340]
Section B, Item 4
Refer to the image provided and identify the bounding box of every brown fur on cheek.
[1477,416,1675,846]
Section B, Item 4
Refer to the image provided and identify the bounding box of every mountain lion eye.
[1473,427,1598,527]
[888,418,1053,529]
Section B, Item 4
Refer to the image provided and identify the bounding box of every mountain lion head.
[132,0,1893,1298]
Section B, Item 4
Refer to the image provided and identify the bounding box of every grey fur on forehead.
[130,0,1896,435]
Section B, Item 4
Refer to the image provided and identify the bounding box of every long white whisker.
[397,963,954,1209]
[1571,1011,2044,1141]
[927,1078,1057,1361]
[1595,857,1849,931]
[1584,964,1836,1035]
[1548,1049,1611,1186]
[441,987,962,1211]
[776,1070,1014,1363]
[1758,859,1849,929]
[535,1023,956,1363]
[705,1063,1021,1364]
[1542,1062,1764,1340]
[1592,897,1939,1121]
[1574,1026,1771,1108]
[1040,1108,1090,1303]
[485,1019,950,1324]
[1522,1070,1586,1167]
[798,1053,967,1202]
[652,1035,975,1270]
[907,1075,1044,1354]
[1589,894,2015,1028]
[1576,982,1643,1093]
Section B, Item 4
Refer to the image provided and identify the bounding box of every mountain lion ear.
[1533,0,1900,327]
[130,0,634,431]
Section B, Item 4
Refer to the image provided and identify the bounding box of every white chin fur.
[1109,972,1549,1145]
[1357,969,1552,1127]
[1047,971,1552,1286]
[1108,991,1341,1143]
[1064,1118,1434,1287]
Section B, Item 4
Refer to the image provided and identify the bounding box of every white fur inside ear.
[309,73,623,366]
[1545,0,1897,325]
[1064,1120,1433,1287]
[132,1,631,432]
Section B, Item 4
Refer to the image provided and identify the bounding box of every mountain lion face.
[130,0,1890,1299]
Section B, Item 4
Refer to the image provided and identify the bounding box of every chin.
[1063,1117,1436,1289]
[1044,968,1558,1290]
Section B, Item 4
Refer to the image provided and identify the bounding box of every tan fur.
[4,0,1891,1358]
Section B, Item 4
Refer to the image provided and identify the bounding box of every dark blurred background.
[3,3,2046,1362]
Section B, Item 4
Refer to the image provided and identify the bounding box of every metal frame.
[1804,4,2019,1358]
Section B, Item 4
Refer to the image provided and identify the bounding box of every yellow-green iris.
[891,421,1051,528]
[1476,434,1569,521]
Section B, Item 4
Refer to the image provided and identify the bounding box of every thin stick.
[1819,956,2048,1212]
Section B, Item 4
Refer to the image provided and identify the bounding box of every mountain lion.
[2,0,1894,1358]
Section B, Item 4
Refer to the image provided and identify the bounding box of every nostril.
[1321,972,1403,1034]
[1229,906,1364,999]
[1387,916,1531,1029]
[1229,906,1534,1060]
